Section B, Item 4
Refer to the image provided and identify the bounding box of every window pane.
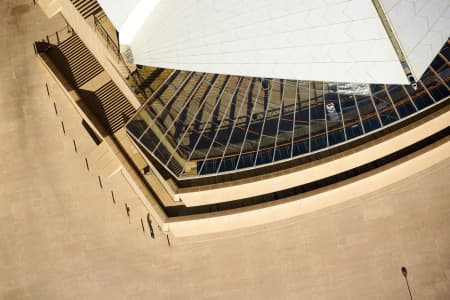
[325,83,346,146]
[220,78,262,171]
[386,85,416,118]
[310,82,327,151]
[404,81,434,110]
[292,81,310,156]
[371,85,398,126]
[421,68,448,102]
[127,109,151,138]
[274,80,297,161]
[340,92,363,140]
[255,80,282,165]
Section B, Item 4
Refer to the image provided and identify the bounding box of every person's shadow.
[125,203,130,223]
[147,213,155,239]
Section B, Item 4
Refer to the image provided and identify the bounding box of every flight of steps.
[56,35,104,88]
[70,0,102,18]
[85,80,137,134]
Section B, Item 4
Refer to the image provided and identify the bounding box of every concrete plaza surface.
[1,1,449,299]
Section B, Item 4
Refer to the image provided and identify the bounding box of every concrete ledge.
[177,104,450,206]
[167,136,450,237]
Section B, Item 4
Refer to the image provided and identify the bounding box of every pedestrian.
[147,213,155,240]
[125,203,130,223]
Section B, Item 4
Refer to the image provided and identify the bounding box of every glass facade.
[127,41,450,179]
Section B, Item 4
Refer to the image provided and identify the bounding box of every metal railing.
[92,13,149,99]
[45,24,73,45]
[33,24,74,54]
[93,14,120,60]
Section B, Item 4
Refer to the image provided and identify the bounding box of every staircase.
[56,35,104,88]
[70,0,102,19]
[84,80,136,133]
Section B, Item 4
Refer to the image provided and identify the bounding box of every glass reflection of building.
[127,41,449,179]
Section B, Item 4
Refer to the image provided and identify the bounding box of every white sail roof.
[379,0,450,81]
[98,0,418,84]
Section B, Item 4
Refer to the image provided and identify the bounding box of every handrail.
[92,13,146,98]
[43,24,73,46]
[33,24,74,54]
[93,14,120,60]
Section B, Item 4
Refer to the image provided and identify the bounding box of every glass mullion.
[222,79,262,158]
[272,80,296,161]
[169,73,218,155]
[292,81,310,156]
[340,92,363,140]
[429,65,450,93]
[198,78,244,175]
[154,73,203,138]
[404,80,434,110]
[220,79,262,171]
[235,80,265,169]
[147,71,190,121]
[152,73,206,162]
[165,74,219,167]
[271,80,286,162]
[127,109,153,139]
[201,76,241,157]
[386,84,417,118]
[435,54,450,86]
[418,80,437,103]
[383,84,401,119]
[323,83,329,147]
[188,75,231,160]
[325,83,346,146]
[127,71,181,139]
[139,71,193,138]
[336,86,350,140]
[355,90,381,133]
[186,75,230,159]
[370,84,398,126]
[309,81,327,151]
[308,81,311,152]
[216,78,253,172]
[254,80,276,166]
[138,73,196,158]
[419,70,439,102]
[289,81,299,158]
[138,71,192,140]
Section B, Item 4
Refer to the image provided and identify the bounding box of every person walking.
[125,203,130,223]
[146,213,155,240]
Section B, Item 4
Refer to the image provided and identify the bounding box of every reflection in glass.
[127,41,449,178]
